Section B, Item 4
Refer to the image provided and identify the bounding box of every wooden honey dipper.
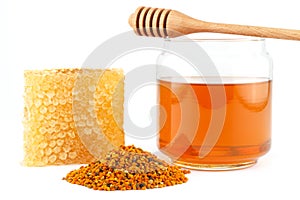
[128,6,300,40]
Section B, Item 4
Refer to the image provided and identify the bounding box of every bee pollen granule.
[63,145,190,191]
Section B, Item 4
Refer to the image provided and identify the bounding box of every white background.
[1,0,300,199]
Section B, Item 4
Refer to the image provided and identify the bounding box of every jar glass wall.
[157,36,272,170]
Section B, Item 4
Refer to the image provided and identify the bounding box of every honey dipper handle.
[204,22,300,41]
[166,10,300,40]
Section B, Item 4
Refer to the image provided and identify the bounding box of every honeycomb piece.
[23,68,124,166]
[73,69,124,159]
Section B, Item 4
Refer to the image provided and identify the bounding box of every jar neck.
[164,37,267,54]
[159,36,272,80]
[200,39,266,54]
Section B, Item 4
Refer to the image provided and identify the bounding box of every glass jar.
[157,35,272,170]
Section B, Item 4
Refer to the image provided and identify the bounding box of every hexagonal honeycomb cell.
[23,68,124,166]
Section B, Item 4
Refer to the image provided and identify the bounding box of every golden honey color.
[159,78,271,167]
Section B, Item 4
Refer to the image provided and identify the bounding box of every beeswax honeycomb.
[23,68,124,166]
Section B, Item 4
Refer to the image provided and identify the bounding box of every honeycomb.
[23,68,124,166]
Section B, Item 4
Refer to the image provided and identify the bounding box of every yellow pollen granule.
[63,145,190,191]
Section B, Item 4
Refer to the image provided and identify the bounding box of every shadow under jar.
[157,36,272,170]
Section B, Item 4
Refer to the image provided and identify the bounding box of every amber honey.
[158,77,271,170]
